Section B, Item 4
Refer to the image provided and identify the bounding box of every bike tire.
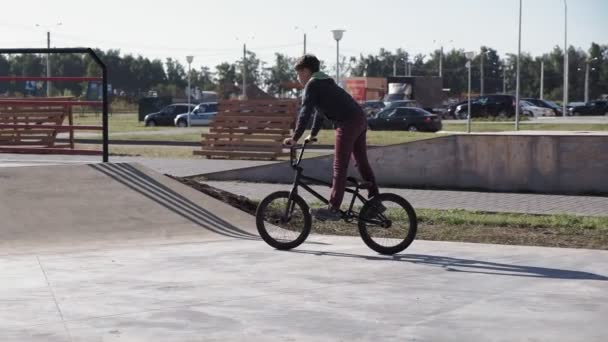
[358,193,417,255]
[256,191,312,250]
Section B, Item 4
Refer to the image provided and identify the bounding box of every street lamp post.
[540,59,544,100]
[186,56,194,127]
[465,51,475,134]
[503,66,507,94]
[563,0,568,117]
[584,57,598,103]
[35,22,62,97]
[515,0,522,131]
[480,49,491,96]
[295,26,317,55]
[331,30,345,85]
[433,39,453,77]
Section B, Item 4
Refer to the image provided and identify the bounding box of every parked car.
[522,98,562,116]
[174,102,219,127]
[446,99,473,119]
[367,107,442,132]
[361,100,385,117]
[383,100,419,111]
[144,103,195,127]
[569,100,608,116]
[455,94,516,118]
[520,100,554,117]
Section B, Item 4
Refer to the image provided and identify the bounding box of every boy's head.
[295,54,320,85]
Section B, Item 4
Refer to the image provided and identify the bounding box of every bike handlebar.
[287,137,317,167]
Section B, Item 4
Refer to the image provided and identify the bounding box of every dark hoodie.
[292,72,365,141]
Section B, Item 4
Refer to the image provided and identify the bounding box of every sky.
[1,0,607,71]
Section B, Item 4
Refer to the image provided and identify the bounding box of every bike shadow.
[287,249,608,281]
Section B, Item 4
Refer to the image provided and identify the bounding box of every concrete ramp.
[0,163,258,254]
[199,134,608,195]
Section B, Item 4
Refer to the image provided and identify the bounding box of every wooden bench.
[0,98,102,155]
[194,100,298,160]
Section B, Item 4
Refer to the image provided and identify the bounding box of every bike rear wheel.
[256,191,312,250]
[358,193,417,255]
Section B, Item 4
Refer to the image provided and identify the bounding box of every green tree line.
[1,43,606,102]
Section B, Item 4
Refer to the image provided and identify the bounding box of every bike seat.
[347,177,374,189]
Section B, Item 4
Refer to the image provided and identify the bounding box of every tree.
[264,53,297,97]
[215,62,238,99]
[235,50,262,88]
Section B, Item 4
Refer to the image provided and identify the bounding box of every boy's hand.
[283,137,296,146]
[304,134,317,144]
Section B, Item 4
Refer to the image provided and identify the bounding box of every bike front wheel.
[358,193,417,255]
[256,191,312,250]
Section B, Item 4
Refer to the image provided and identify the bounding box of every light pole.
[393,57,406,76]
[236,36,254,100]
[515,0,522,131]
[563,0,568,116]
[186,56,194,127]
[584,57,598,103]
[465,51,476,134]
[331,29,345,85]
[540,59,544,100]
[295,25,317,55]
[480,49,491,96]
[35,22,62,97]
[433,39,453,77]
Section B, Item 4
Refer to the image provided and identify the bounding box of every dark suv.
[144,103,195,127]
[570,101,608,116]
[455,94,516,118]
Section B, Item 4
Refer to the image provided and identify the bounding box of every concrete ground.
[4,237,608,342]
[1,162,608,341]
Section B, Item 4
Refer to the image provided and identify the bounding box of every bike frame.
[285,141,374,223]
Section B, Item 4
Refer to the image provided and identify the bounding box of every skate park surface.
[1,161,608,341]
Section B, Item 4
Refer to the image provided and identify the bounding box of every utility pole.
[439,46,443,77]
[540,59,544,100]
[480,50,485,96]
[46,31,51,96]
[242,43,247,99]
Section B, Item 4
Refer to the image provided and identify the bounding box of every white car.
[174,102,218,127]
[520,100,553,117]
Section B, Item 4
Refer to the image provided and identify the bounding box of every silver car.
[174,102,218,127]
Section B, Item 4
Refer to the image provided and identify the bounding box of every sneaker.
[311,207,342,221]
[362,197,387,219]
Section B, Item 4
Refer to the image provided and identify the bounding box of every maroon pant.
[329,114,378,210]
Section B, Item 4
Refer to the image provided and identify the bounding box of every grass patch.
[311,207,608,250]
[74,113,159,133]
[176,179,608,250]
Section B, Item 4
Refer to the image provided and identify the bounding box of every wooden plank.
[203,145,283,153]
[209,128,290,134]
[203,140,283,147]
[210,121,292,129]
[0,147,102,155]
[0,124,101,130]
[213,115,294,122]
[202,134,284,141]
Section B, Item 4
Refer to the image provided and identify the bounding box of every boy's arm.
[309,111,325,138]
[292,82,318,141]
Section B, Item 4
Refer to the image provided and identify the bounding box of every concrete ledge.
[199,134,608,196]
